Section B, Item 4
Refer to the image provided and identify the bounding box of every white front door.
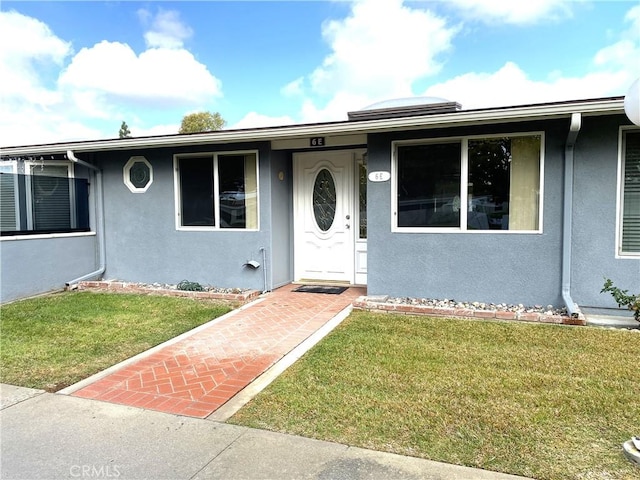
[293,151,354,283]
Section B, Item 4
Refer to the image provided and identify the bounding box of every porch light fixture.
[624,77,640,126]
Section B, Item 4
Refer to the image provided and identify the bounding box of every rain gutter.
[562,113,583,318]
[65,150,106,286]
[0,98,624,157]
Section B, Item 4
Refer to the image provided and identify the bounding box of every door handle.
[345,223,351,229]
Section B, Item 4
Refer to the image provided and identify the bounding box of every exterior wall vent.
[347,97,462,121]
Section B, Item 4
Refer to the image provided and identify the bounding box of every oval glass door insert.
[313,168,336,232]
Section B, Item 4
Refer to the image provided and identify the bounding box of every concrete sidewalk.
[1,384,530,480]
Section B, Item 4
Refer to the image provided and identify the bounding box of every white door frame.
[293,150,360,284]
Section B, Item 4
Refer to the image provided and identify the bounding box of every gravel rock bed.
[75,281,260,303]
[141,283,567,315]
[137,282,248,294]
[384,296,568,316]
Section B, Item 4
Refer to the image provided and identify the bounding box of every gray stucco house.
[1,96,638,316]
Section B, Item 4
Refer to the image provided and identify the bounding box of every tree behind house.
[119,121,131,138]
[179,111,226,134]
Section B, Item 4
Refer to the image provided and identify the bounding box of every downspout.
[259,246,269,293]
[65,150,106,286]
[562,113,583,318]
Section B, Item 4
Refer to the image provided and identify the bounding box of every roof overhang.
[0,97,625,157]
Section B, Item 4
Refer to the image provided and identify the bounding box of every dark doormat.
[293,285,348,295]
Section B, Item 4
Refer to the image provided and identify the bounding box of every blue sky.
[1,0,639,146]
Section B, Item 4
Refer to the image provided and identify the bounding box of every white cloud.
[0,9,223,146]
[0,104,103,147]
[281,77,304,97]
[422,2,640,110]
[300,91,374,123]
[594,4,640,70]
[131,123,180,138]
[422,61,631,109]
[0,11,79,146]
[311,0,455,97]
[231,112,295,129]
[626,3,640,31]
[0,10,70,104]
[293,0,458,122]
[138,8,193,49]
[0,10,71,62]
[292,1,639,117]
[445,0,575,25]
[58,41,222,109]
[594,40,639,69]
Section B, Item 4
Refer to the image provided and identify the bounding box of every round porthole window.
[312,168,336,232]
[123,156,153,193]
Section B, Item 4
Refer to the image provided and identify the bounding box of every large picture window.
[394,133,542,232]
[175,151,258,230]
[619,129,640,256]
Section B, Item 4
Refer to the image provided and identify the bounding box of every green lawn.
[0,291,231,391]
[230,311,640,480]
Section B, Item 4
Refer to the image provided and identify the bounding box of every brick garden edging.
[352,296,586,326]
[72,284,587,325]
[73,281,261,303]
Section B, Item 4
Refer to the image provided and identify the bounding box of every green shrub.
[177,280,204,292]
[601,278,640,322]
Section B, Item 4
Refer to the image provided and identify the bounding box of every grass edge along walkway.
[0,291,232,391]
[231,311,640,480]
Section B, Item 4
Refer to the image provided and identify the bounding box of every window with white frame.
[0,160,90,236]
[619,129,640,256]
[27,162,74,231]
[0,161,19,232]
[394,133,543,232]
[175,151,258,230]
[123,156,153,193]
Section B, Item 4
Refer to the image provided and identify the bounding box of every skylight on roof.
[359,96,454,111]
[347,97,461,121]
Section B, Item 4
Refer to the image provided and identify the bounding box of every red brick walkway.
[72,284,364,418]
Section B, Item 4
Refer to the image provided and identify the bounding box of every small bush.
[177,280,204,292]
[601,278,640,322]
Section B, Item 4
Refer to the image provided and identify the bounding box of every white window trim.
[24,160,76,230]
[173,150,260,231]
[616,126,640,259]
[123,156,153,193]
[0,160,20,231]
[391,131,545,234]
[0,231,96,242]
[0,160,17,173]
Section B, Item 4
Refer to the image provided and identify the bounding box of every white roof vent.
[347,96,461,121]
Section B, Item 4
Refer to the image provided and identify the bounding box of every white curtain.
[509,136,540,230]
[244,154,258,229]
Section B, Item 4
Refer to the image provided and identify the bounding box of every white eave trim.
[1,98,625,156]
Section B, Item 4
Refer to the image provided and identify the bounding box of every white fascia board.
[1,98,625,157]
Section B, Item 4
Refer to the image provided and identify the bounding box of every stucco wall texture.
[1,235,97,302]
[571,115,639,307]
[2,115,638,309]
[366,122,563,307]
[366,118,639,307]
[95,143,273,293]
